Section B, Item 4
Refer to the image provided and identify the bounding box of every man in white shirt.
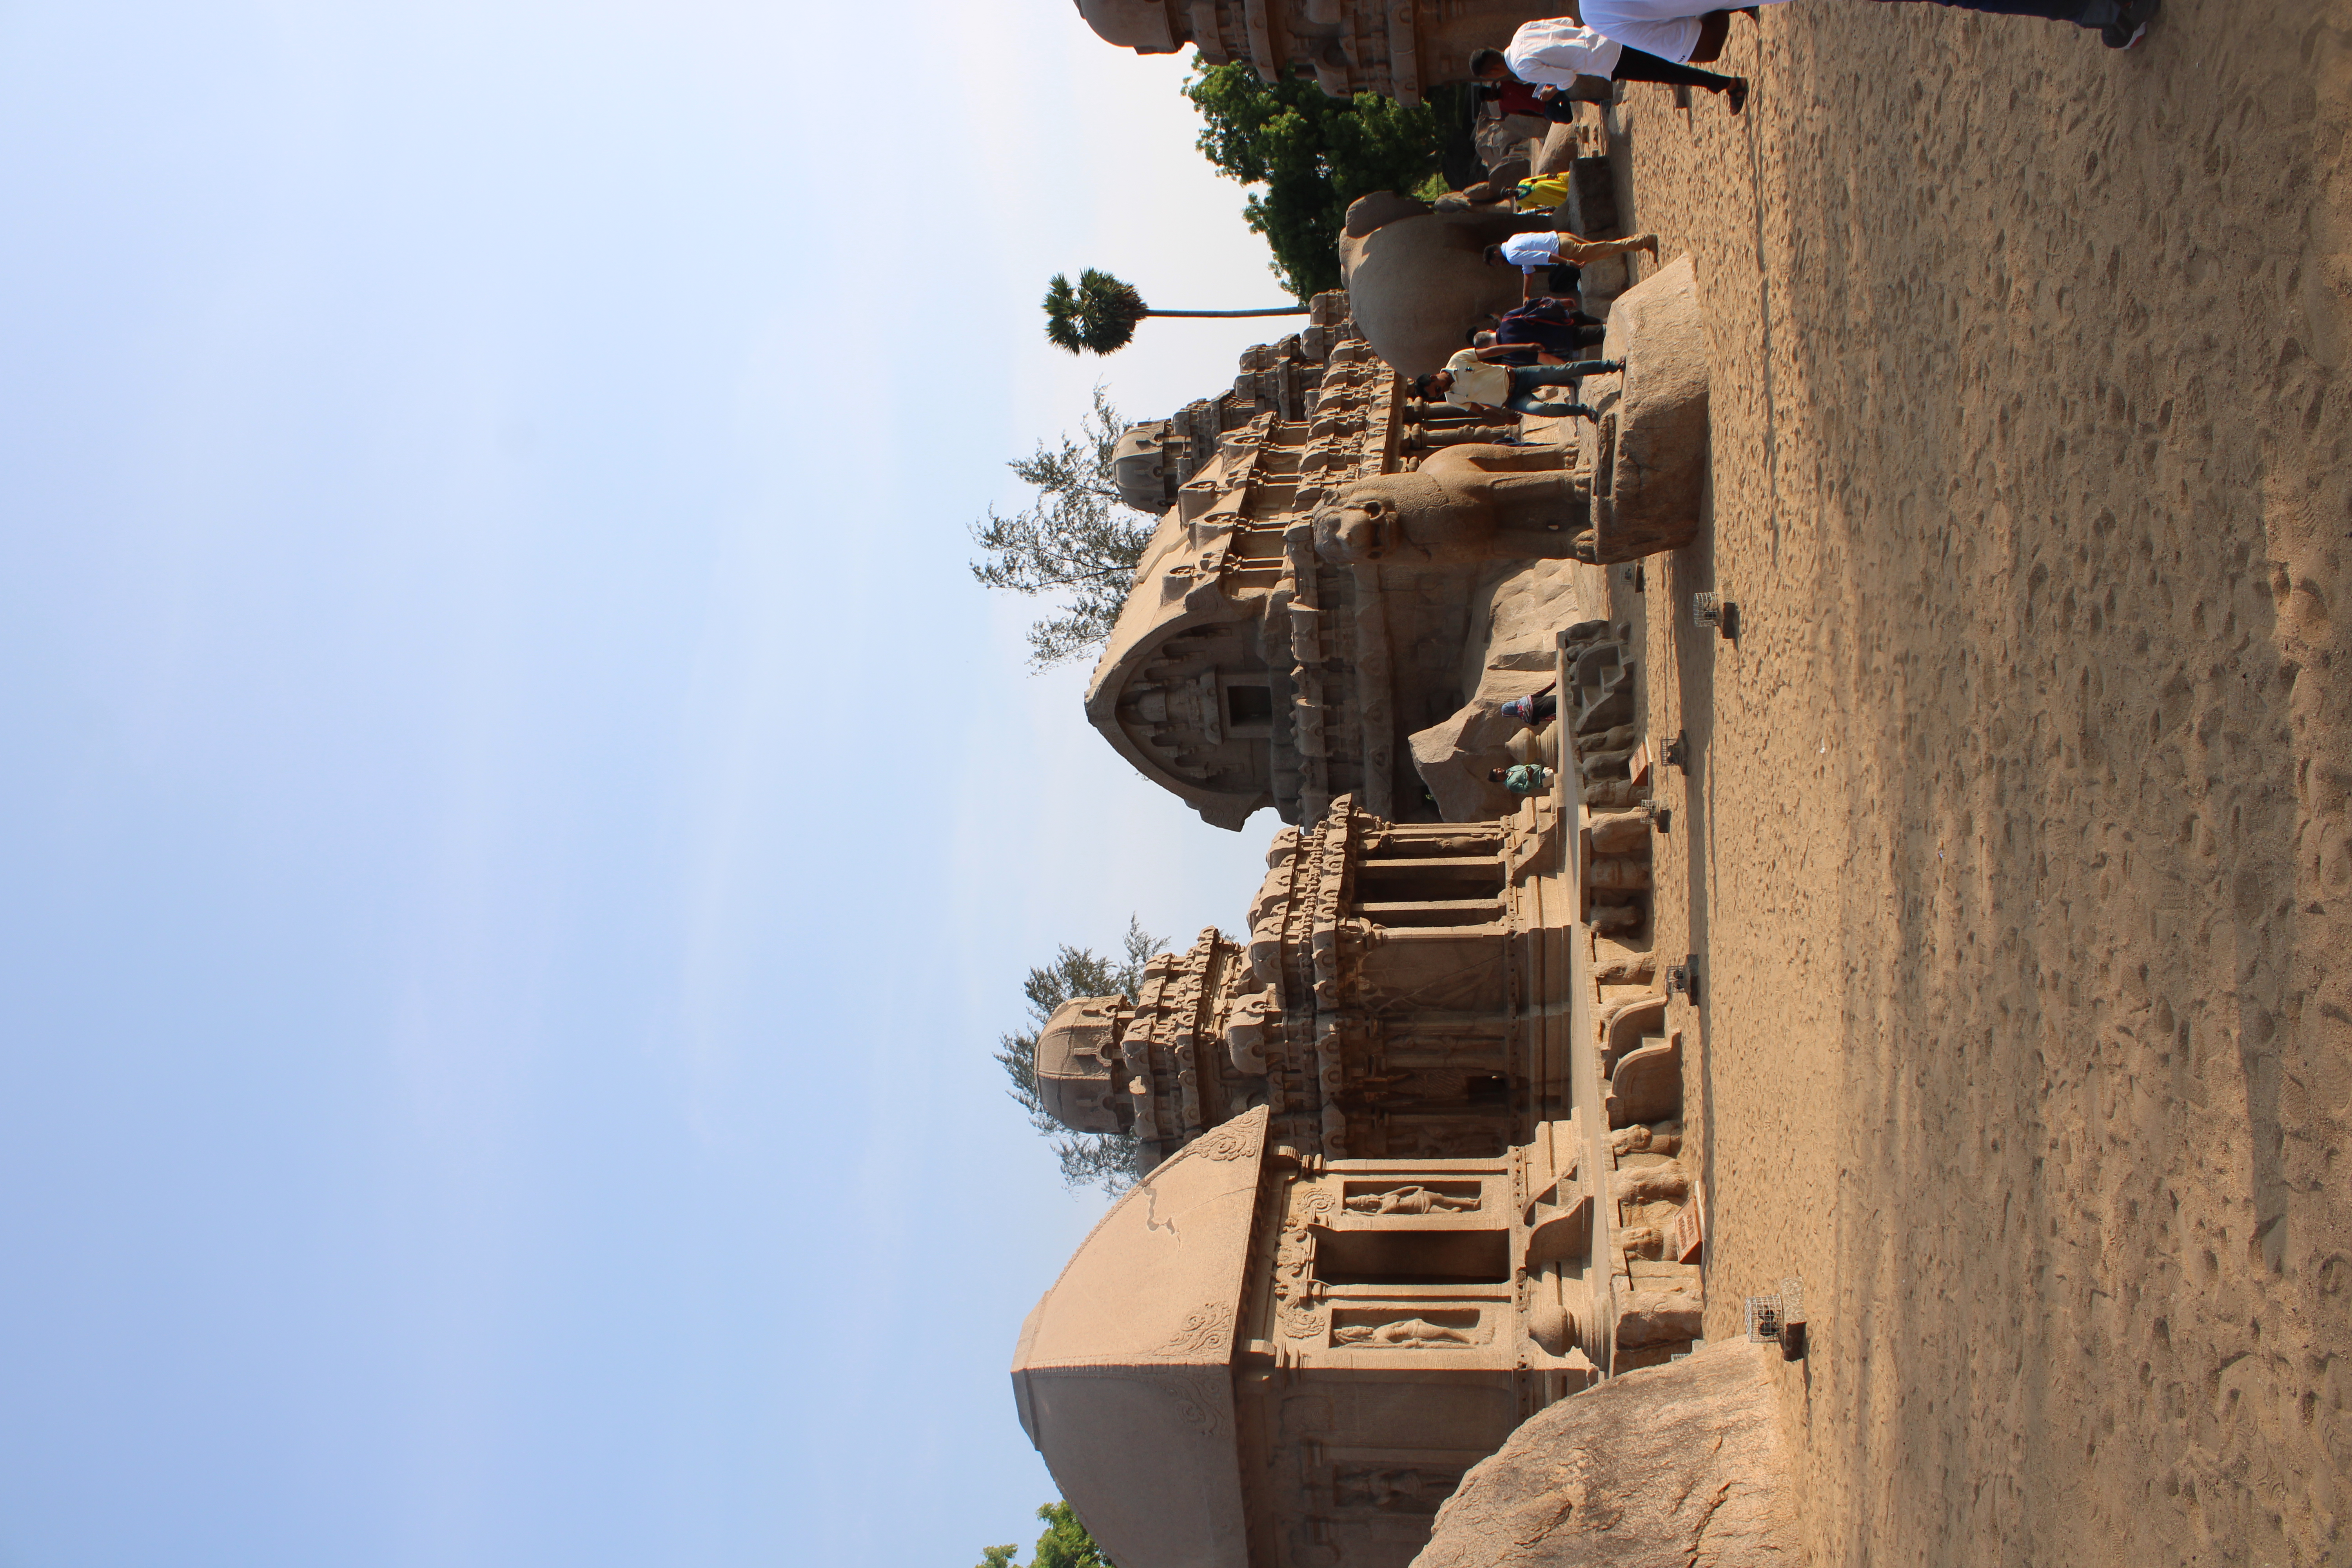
[1477,21,1748,112]
[1552,3,1782,70]
[1503,0,2159,74]
[1486,230,1661,301]
[1415,350,1624,421]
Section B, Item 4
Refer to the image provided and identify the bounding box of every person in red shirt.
[1480,74,1609,123]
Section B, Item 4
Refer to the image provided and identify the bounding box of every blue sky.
[0,4,1302,1563]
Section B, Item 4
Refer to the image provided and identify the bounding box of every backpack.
[1515,172,1575,208]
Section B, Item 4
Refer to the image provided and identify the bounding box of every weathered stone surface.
[1410,692,1541,822]
[1014,795,1613,1568]
[1314,443,1588,568]
[1341,194,1530,377]
[1534,122,1581,175]
[1610,1281,1706,1348]
[1077,0,1575,108]
[1580,254,1711,562]
[1408,557,1591,821]
[1410,1339,1795,1568]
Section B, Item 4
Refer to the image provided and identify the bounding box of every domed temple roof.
[1011,1106,1270,1568]
[1074,0,1180,52]
[1034,995,1128,1136]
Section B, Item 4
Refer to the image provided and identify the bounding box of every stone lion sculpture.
[1312,443,1589,566]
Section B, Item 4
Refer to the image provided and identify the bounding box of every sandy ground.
[1583,2,2352,1561]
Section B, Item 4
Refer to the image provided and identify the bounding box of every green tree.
[1184,60,1458,299]
[978,1501,1118,1568]
[995,918,1165,1195]
[970,387,1161,670]
[1042,268,1308,356]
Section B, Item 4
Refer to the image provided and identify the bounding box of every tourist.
[1492,297,1609,358]
[1487,230,1661,301]
[1473,29,1748,115]
[1415,351,1622,421]
[1490,764,1554,796]
[1463,312,1601,365]
[1466,328,1544,368]
[1501,0,2156,74]
[1500,686,1560,725]
[1479,73,1609,123]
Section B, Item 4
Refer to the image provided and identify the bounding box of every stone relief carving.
[1333,1466,1461,1515]
[1151,1303,1237,1359]
[1312,445,1590,568]
[1613,1161,1691,1207]
[1279,1301,1333,1340]
[1610,1122,1682,1157]
[1290,1187,1338,1227]
[1193,1118,1260,1161]
[1157,1366,1232,1437]
[1343,1185,1482,1215]
[1334,1317,1486,1348]
[1617,1223,1664,1259]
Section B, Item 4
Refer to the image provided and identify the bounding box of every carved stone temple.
[1015,680,1707,1568]
[1089,295,1593,832]
[1073,0,1563,104]
[1030,236,1727,1561]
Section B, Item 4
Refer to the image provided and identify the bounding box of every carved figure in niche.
[1593,947,1655,985]
[1611,1123,1683,1157]
[1590,900,1643,935]
[1581,745,1637,780]
[1365,829,1497,857]
[1586,856,1652,890]
[1344,1067,1416,1100]
[1587,808,1651,855]
[1583,776,1643,808]
[1344,1185,1482,1215]
[1312,443,1588,567]
[1617,1223,1664,1258]
[1335,1318,1482,1348]
[1334,1466,1457,1514]
[1613,1162,1690,1206]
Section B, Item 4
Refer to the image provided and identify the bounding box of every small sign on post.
[1669,1182,1705,1263]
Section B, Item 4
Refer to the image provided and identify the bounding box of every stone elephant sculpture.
[1312,443,1589,566]
[1339,191,1553,378]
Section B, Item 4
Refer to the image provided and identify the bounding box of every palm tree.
[1042,268,1310,356]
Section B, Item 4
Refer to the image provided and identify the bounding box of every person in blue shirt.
[1491,764,1554,796]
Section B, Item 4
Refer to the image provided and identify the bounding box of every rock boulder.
[1579,254,1713,562]
[1410,1339,1795,1568]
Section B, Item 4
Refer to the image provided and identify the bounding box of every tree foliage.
[969,387,1161,670]
[1183,60,1454,299]
[978,1501,1118,1568]
[995,918,1166,1196]
[1043,269,1151,355]
[1042,267,1313,356]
